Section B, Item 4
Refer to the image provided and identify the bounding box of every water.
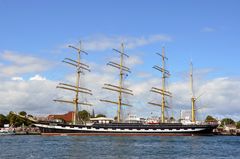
[0,136,240,159]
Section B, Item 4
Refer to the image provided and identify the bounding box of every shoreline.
[11,132,240,136]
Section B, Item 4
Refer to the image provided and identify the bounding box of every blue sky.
[0,0,240,120]
[1,0,240,77]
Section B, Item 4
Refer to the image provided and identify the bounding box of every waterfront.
[0,136,240,159]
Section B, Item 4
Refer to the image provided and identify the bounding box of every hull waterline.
[35,123,218,136]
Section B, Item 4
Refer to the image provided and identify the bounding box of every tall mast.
[190,62,196,123]
[118,43,124,122]
[161,47,166,122]
[54,41,92,125]
[149,47,172,123]
[100,43,133,122]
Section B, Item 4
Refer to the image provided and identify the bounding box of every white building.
[90,117,114,124]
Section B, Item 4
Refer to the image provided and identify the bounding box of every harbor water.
[0,136,240,159]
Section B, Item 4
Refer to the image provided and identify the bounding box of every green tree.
[19,111,27,116]
[27,114,33,118]
[205,115,217,122]
[7,112,16,126]
[169,117,175,121]
[96,114,106,118]
[78,110,90,124]
[236,121,240,129]
[221,118,235,126]
[0,114,7,127]
[7,112,32,127]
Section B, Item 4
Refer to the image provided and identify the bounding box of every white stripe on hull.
[35,124,206,133]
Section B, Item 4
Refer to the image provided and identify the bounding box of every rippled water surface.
[0,135,240,159]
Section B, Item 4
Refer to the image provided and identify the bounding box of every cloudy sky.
[0,0,240,120]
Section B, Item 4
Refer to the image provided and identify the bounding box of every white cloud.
[107,55,143,70]
[29,74,46,81]
[2,51,42,65]
[0,51,52,76]
[0,79,60,115]
[0,69,240,120]
[169,77,240,120]
[64,34,172,51]
[0,50,240,121]
[11,77,24,81]
[125,55,143,67]
[202,27,216,32]
[136,72,152,79]
[199,78,240,115]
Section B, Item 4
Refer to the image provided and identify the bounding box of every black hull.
[35,122,218,136]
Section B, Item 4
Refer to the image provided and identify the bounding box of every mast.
[149,47,172,123]
[100,43,133,123]
[190,62,196,123]
[54,41,92,125]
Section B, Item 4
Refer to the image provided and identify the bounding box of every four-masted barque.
[35,42,218,136]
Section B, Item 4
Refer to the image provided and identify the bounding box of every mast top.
[190,61,195,98]
[68,41,88,55]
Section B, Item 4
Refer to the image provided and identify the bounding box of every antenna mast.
[149,47,172,123]
[54,41,92,124]
[190,62,196,123]
[100,43,133,123]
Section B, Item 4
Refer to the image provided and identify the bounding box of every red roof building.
[48,111,74,123]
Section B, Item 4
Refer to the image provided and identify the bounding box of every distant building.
[35,116,48,121]
[180,110,196,125]
[90,117,113,124]
[146,117,158,124]
[48,111,74,123]
[126,115,145,123]
[224,124,237,132]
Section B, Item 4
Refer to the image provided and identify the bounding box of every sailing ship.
[35,43,218,136]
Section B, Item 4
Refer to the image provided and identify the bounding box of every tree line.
[78,110,106,124]
[0,110,106,127]
[0,111,32,127]
[1,111,239,128]
[205,115,240,129]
